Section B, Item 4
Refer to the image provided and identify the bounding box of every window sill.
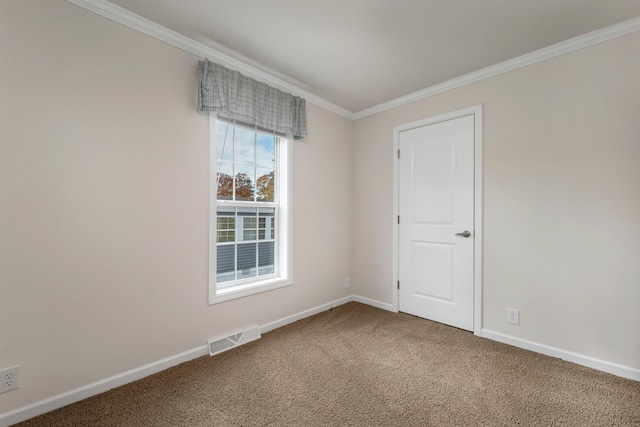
[208,276,292,305]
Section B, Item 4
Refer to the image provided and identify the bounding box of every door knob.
[455,230,471,238]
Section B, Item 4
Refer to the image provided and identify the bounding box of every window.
[209,116,292,303]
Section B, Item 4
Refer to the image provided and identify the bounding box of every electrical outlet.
[344,277,350,288]
[0,366,20,393]
[507,308,520,325]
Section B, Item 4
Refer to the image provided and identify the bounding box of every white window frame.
[208,113,292,304]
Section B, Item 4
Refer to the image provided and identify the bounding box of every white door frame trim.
[392,104,483,336]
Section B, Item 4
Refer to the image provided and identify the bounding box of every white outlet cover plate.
[0,365,20,393]
[507,308,520,325]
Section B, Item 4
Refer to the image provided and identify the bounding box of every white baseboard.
[352,295,396,312]
[482,329,640,382]
[0,346,209,427]
[259,295,396,334]
[14,297,635,427]
[258,295,396,335]
[259,296,353,334]
[0,295,358,427]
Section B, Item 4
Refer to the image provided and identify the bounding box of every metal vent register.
[207,325,261,356]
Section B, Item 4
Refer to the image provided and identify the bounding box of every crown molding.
[65,0,356,120]
[66,0,640,122]
[354,15,640,120]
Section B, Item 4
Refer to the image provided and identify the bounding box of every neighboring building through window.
[209,116,292,303]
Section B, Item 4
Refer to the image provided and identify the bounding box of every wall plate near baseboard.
[208,325,261,356]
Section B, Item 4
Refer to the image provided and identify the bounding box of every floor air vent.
[208,325,261,356]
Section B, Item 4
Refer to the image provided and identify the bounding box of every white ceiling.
[108,0,640,113]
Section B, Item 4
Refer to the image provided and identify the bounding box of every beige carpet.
[15,302,640,426]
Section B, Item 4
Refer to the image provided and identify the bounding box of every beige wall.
[0,0,353,412]
[2,0,639,417]
[353,31,640,370]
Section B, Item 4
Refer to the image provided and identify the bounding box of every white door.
[398,115,474,331]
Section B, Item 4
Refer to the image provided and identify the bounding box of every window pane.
[244,217,257,229]
[260,208,275,240]
[235,164,255,201]
[237,243,257,279]
[217,231,234,243]
[213,119,286,291]
[216,208,236,243]
[258,216,266,240]
[216,121,234,162]
[238,207,256,242]
[217,245,235,283]
[235,127,255,165]
[256,168,274,202]
[258,242,275,275]
[256,134,275,168]
[217,217,234,230]
[217,161,234,200]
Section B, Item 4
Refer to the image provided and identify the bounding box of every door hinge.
[397,215,400,224]
[397,149,400,159]
[397,280,400,289]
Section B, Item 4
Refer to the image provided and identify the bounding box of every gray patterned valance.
[198,59,307,140]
